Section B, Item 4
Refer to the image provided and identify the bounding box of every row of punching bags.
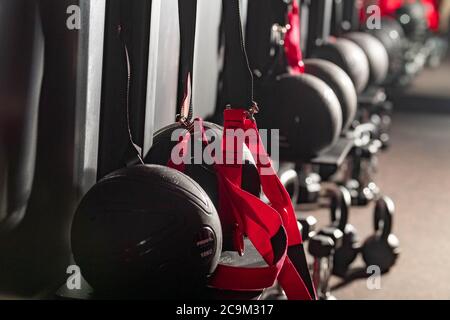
[71,0,393,299]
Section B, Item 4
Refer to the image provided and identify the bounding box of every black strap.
[177,0,197,125]
[119,26,144,165]
[343,0,360,31]
[222,0,254,109]
[306,0,333,53]
[331,0,344,36]
[246,0,291,79]
[245,0,274,75]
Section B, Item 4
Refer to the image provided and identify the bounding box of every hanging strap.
[211,110,315,299]
[176,0,197,125]
[215,0,315,299]
[343,0,360,31]
[306,0,333,54]
[284,0,305,74]
[331,0,345,36]
[167,0,315,299]
[245,0,275,75]
[245,0,304,77]
[118,26,144,164]
[246,0,292,78]
[169,115,314,299]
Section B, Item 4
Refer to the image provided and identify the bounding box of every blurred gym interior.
[327,53,450,299]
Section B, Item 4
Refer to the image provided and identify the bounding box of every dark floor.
[310,57,450,299]
[312,111,450,300]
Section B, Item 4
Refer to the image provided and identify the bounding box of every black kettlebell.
[362,196,400,273]
[329,186,360,277]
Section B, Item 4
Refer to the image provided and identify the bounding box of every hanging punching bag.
[145,0,261,251]
[366,16,405,85]
[331,0,390,86]
[0,0,43,234]
[71,0,223,299]
[309,0,371,93]
[71,164,222,298]
[148,0,316,300]
[284,0,357,132]
[246,0,343,161]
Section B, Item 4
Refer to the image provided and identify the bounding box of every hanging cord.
[118,25,144,165]
[265,22,291,78]
[222,0,259,118]
[176,0,198,129]
[245,0,291,86]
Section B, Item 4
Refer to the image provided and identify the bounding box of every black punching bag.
[0,0,42,233]
[71,165,223,298]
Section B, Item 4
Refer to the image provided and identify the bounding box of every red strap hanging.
[284,0,305,74]
[167,0,315,300]
[168,111,315,300]
[379,0,404,15]
[421,0,440,32]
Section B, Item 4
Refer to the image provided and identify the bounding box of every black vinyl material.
[395,1,428,41]
[343,32,390,86]
[145,122,261,250]
[71,165,222,299]
[0,0,43,234]
[255,73,342,161]
[304,58,357,132]
[245,0,343,161]
[311,38,370,94]
[367,17,405,85]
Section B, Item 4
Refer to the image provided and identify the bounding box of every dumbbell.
[342,122,382,205]
[308,234,338,300]
[317,226,344,251]
[362,196,400,273]
[278,162,300,205]
[298,215,318,241]
[328,186,361,277]
[297,165,321,204]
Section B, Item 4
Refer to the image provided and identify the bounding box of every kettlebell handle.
[330,186,352,231]
[374,196,395,240]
